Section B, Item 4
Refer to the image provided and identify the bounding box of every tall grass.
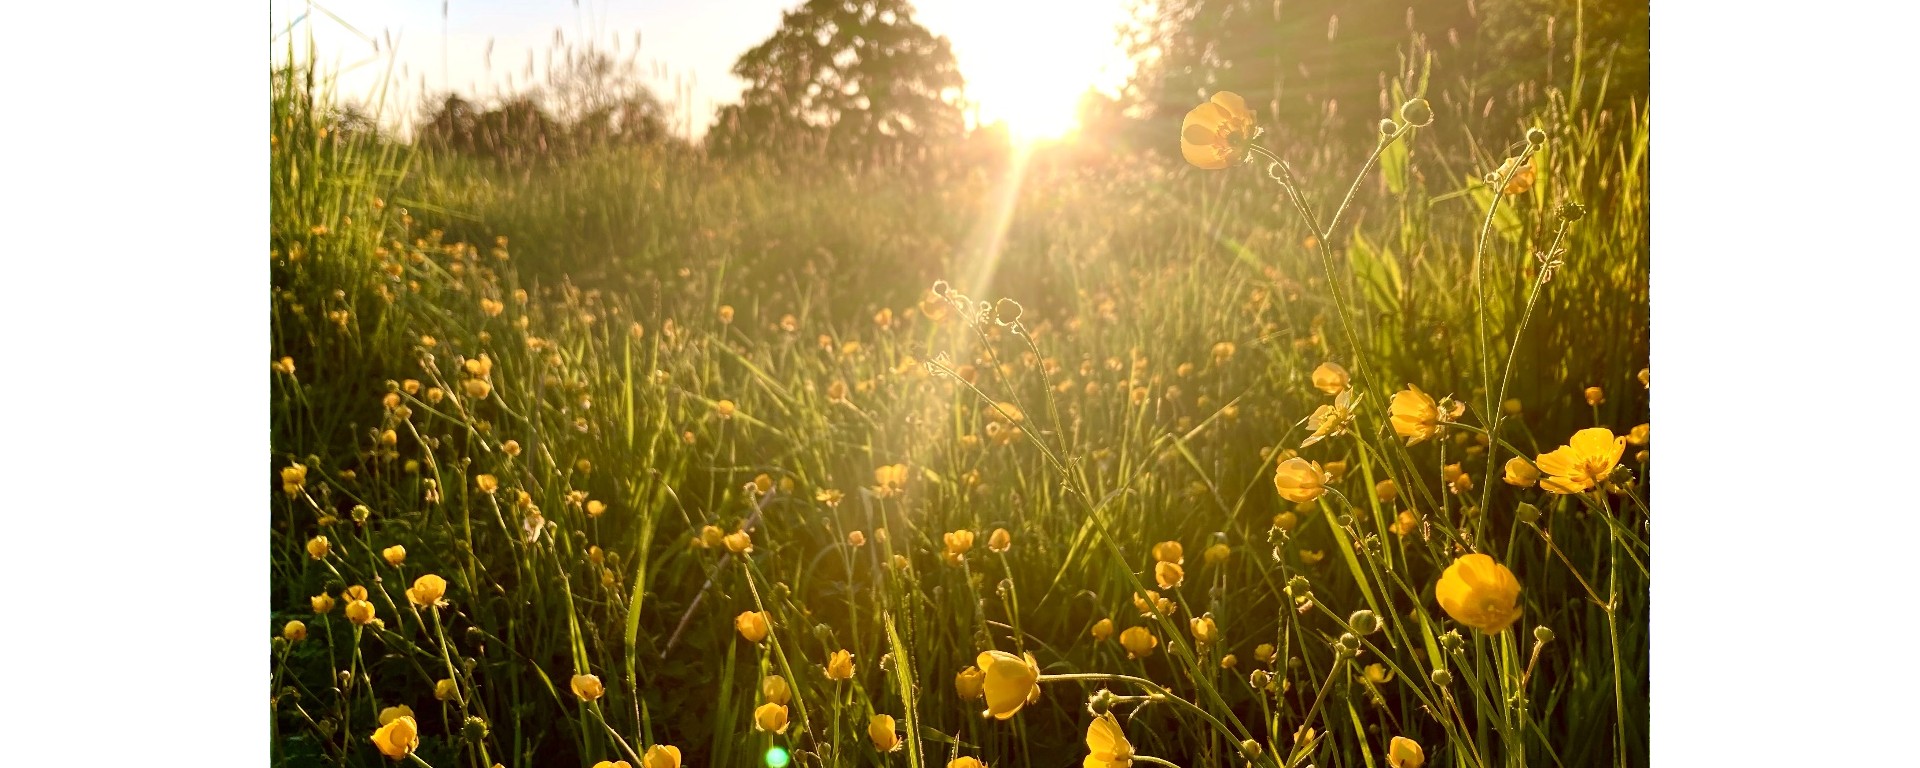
[270,19,1647,768]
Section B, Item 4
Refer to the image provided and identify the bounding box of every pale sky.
[273,0,1139,140]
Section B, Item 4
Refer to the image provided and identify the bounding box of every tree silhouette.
[708,0,965,164]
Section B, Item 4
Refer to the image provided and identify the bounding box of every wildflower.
[1119,626,1158,659]
[762,675,791,705]
[1584,386,1605,406]
[281,463,308,494]
[311,594,335,614]
[1152,541,1184,564]
[1204,542,1230,565]
[593,762,632,768]
[306,536,330,560]
[425,387,444,404]
[978,650,1042,719]
[344,585,369,601]
[378,705,414,726]
[407,574,447,607]
[988,528,1011,553]
[949,759,987,768]
[1221,654,1238,669]
[572,673,605,701]
[1181,91,1257,169]
[382,545,406,566]
[1389,385,1444,445]
[869,714,901,751]
[1390,510,1420,536]
[642,745,681,768]
[715,400,735,419]
[369,715,418,760]
[847,530,867,547]
[1273,458,1330,504]
[283,621,307,643]
[435,678,459,701]
[1190,615,1219,646]
[1362,664,1394,684]
[1388,736,1426,768]
[1446,465,1474,495]
[955,665,986,700]
[475,474,499,494]
[697,525,725,549]
[1628,423,1650,447]
[826,649,855,681]
[1487,155,1536,195]
[345,600,376,625]
[1639,368,1651,388]
[1504,457,1540,488]
[1085,712,1135,768]
[1154,561,1185,589]
[1435,554,1523,633]
[1311,362,1350,394]
[1211,341,1237,364]
[1301,389,1358,447]
[735,611,770,643]
[753,702,789,734]
[587,500,608,518]
[1273,511,1299,532]
[1091,618,1114,642]
[1133,590,1175,618]
[1534,427,1627,494]
[723,530,753,555]
[1254,643,1276,663]
[874,463,909,498]
[1376,478,1399,503]
[463,378,492,400]
[272,357,296,375]
[1300,550,1326,565]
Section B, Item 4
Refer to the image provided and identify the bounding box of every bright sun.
[918,0,1134,143]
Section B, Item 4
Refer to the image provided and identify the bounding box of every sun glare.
[917,0,1134,144]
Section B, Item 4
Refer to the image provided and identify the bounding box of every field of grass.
[269,27,1649,768]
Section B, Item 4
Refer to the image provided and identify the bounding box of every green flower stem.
[1036,673,1243,754]
[1135,756,1185,768]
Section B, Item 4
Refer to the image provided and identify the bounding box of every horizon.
[274,0,1139,141]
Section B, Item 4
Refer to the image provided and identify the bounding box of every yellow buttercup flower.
[1389,510,1420,536]
[1181,91,1257,169]
[281,463,307,494]
[1151,540,1183,564]
[1301,390,1358,447]
[762,675,791,705]
[1361,663,1394,684]
[1273,458,1330,504]
[847,530,867,547]
[873,463,909,498]
[475,474,499,494]
[948,758,987,768]
[1435,554,1523,633]
[369,715,418,760]
[434,678,459,701]
[723,530,753,555]
[1584,386,1605,406]
[283,620,307,643]
[1190,615,1219,646]
[1388,735,1426,768]
[1487,155,1536,195]
[955,665,986,700]
[754,702,790,733]
[1534,427,1626,494]
[698,525,726,549]
[988,527,1012,553]
[1119,626,1158,659]
[1628,423,1650,447]
[311,594,336,614]
[345,599,376,625]
[977,650,1041,719]
[378,705,413,726]
[868,714,901,752]
[1503,457,1540,488]
[406,574,447,607]
[1154,560,1185,589]
[1133,590,1175,618]
[735,611,770,643]
[592,761,632,768]
[1091,617,1114,641]
[382,545,406,565]
[572,673,605,701]
[1084,712,1134,768]
[642,745,681,768]
[943,529,975,558]
[1311,361,1350,394]
[826,649,855,681]
[1389,385,1442,445]
[715,399,736,419]
[1203,542,1230,565]
[306,536,330,560]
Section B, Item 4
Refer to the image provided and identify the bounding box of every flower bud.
[1526,126,1546,145]
[1430,668,1453,686]
[1378,118,1399,135]
[463,716,490,740]
[1240,739,1265,760]
[1515,502,1542,525]
[1400,98,1434,127]
[1557,201,1587,221]
[1087,688,1117,715]
[1349,609,1380,636]
[1533,626,1555,643]
[1249,669,1272,689]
